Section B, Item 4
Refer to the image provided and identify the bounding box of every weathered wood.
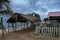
[18,22,19,30]
[8,23,9,32]
[15,23,17,32]
[26,22,28,32]
[20,23,22,29]
[15,13,17,32]
[24,23,25,28]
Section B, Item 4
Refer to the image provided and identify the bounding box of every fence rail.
[35,22,60,37]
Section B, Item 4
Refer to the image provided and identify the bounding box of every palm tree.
[44,18,49,22]
[32,12,40,21]
[27,12,40,20]
[0,0,9,8]
[28,12,40,29]
[32,12,41,26]
[0,0,12,38]
[0,0,11,20]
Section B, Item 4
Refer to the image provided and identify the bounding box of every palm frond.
[0,0,10,8]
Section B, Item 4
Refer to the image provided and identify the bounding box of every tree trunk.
[1,17,4,38]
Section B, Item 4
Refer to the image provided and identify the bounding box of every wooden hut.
[7,13,39,32]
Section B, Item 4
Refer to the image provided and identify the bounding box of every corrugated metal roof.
[48,12,60,17]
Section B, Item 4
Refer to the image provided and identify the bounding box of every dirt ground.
[0,29,60,40]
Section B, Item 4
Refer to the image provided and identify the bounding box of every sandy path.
[0,29,60,40]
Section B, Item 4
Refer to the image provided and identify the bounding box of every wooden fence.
[35,22,60,37]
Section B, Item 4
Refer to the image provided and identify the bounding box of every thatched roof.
[7,13,39,23]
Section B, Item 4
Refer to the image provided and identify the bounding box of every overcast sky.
[10,0,60,20]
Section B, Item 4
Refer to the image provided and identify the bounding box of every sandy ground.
[0,29,60,40]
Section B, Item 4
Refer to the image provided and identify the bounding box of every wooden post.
[53,23,55,35]
[8,23,9,32]
[15,14,17,31]
[20,23,22,29]
[17,22,19,30]
[24,23,25,28]
[17,22,18,30]
[18,22,19,30]
[48,17,50,35]
[26,22,28,32]
[21,23,23,29]
[22,23,23,29]
[23,23,25,31]
[12,23,14,32]
[19,22,20,30]
[15,23,16,32]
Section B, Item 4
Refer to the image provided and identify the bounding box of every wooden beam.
[23,23,25,29]
[18,22,19,30]
[15,23,16,32]
[26,22,28,32]
[20,23,22,29]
